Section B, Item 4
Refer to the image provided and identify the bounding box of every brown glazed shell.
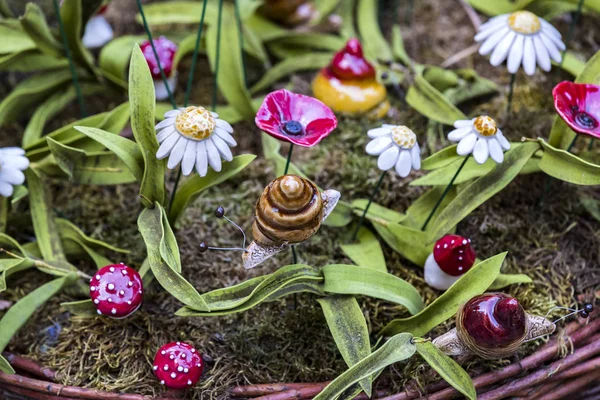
[252,175,323,246]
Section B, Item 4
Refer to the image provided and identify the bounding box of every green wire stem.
[233,0,247,87]
[284,144,294,175]
[211,0,225,112]
[52,0,87,117]
[506,73,516,115]
[351,170,386,242]
[183,0,209,108]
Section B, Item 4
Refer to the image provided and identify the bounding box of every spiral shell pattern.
[456,293,527,359]
[252,175,323,246]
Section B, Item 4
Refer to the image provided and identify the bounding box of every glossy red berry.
[90,264,143,319]
[153,342,204,389]
[433,234,476,276]
[329,38,376,81]
[140,36,177,79]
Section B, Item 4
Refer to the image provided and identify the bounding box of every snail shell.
[433,293,555,359]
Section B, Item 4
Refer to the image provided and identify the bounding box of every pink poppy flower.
[255,89,338,147]
[553,81,600,139]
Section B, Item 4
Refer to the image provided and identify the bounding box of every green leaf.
[392,25,411,66]
[373,223,432,266]
[0,20,35,54]
[129,44,166,207]
[60,0,97,75]
[539,139,600,185]
[268,34,344,54]
[99,35,144,88]
[489,273,533,290]
[138,205,207,309]
[169,154,256,224]
[581,194,600,222]
[75,126,144,182]
[0,274,77,354]
[403,186,457,230]
[318,296,372,397]
[380,253,506,337]
[339,0,356,39]
[324,200,354,228]
[160,204,182,274]
[416,341,476,400]
[56,218,128,256]
[0,50,67,72]
[60,299,97,317]
[137,2,218,26]
[351,199,407,225]
[1,259,35,292]
[357,0,392,61]
[426,142,539,242]
[559,51,585,77]
[19,3,63,58]
[311,0,340,25]
[341,227,387,272]
[0,354,14,374]
[574,49,600,85]
[406,74,467,125]
[445,69,498,105]
[0,0,14,18]
[314,333,416,400]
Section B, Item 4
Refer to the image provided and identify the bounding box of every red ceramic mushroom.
[330,38,376,80]
[424,234,476,290]
[140,36,178,101]
[89,264,143,318]
[153,342,204,389]
[553,81,600,139]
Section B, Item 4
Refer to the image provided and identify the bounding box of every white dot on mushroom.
[109,267,115,273]
[107,283,115,291]
[170,372,176,379]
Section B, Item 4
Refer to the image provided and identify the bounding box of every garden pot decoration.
[259,0,318,27]
[553,81,600,140]
[153,342,204,389]
[312,38,390,119]
[90,264,144,318]
[433,293,555,359]
[424,235,476,291]
[0,147,29,197]
[242,174,340,269]
[141,36,178,101]
[82,4,113,49]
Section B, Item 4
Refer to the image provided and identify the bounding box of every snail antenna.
[199,206,248,254]
[525,303,594,343]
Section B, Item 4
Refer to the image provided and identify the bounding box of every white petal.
[155,117,176,130]
[181,141,197,176]
[0,147,25,156]
[216,119,233,134]
[0,182,13,197]
[496,130,511,150]
[195,141,208,177]
[156,133,180,160]
[0,169,24,185]
[522,37,537,76]
[473,138,490,164]
[479,27,510,56]
[3,155,29,170]
[539,32,562,63]
[457,133,477,156]
[507,34,525,74]
[366,136,393,156]
[211,135,233,162]
[411,144,421,170]
[542,25,566,50]
[214,127,237,147]
[474,21,507,42]
[453,120,473,128]
[424,253,459,291]
[395,149,413,178]
[157,126,176,143]
[377,145,400,171]
[210,111,219,118]
[533,34,551,72]
[82,16,113,49]
[541,19,563,40]
[367,126,392,138]
[205,139,222,172]
[448,126,473,142]
[490,31,516,66]
[478,14,509,32]
[164,110,180,118]
[167,138,188,170]
[488,138,504,164]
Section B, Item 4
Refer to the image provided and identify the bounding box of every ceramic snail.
[259,0,318,26]
[433,293,555,359]
[242,174,340,269]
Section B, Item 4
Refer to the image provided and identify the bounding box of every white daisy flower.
[475,11,566,76]
[448,116,510,164]
[155,106,236,177]
[0,147,29,197]
[366,125,421,178]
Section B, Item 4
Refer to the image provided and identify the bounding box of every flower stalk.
[351,170,386,241]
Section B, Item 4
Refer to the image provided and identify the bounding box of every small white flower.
[475,11,566,75]
[448,116,510,164]
[365,125,421,178]
[155,106,236,177]
[82,15,113,49]
[0,147,29,197]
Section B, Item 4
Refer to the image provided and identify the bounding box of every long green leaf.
[0,50,67,72]
[0,259,35,292]
[489,273,532,290]
[357,0,392,61]
[340,227,387,272]
[421,145,460,170]
[60,0,97,75]
[160,205,181,273]
[314,333,416,400]
[373,223,432,266]
[416,341,476,400]
[0,20,35,54]
[379,253,506,337]
[60,299,97,317]
[538,139,600,185]
[0,354,14,374]
[406,74,467,125]
[137,1,218,25]
[99,35,144,87]
[19,3,63,58]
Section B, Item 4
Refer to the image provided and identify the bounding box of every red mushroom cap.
[433,234,476,276]
[97,4,108,15]
[153,342,204,389]
[328,38,376,81]
[90,264,143,319]
[140,36,178,79]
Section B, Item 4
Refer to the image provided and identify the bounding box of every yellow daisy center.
[473,116,498,137]
[391,126,417,149]
[508,11,541,35]
[175,106,216,140]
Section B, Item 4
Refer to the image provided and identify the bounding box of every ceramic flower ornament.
[0,147,29,197]
[553,81,600,139]
[366,124,421,177]
[155,107,236,177]
[312,38,389,119]
[448,116,510,164]
[82,5,113,49]
[475,11,565,75]
[255,89,338,147]
[141,37,178,101]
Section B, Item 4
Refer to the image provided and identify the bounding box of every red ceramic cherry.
[153,342,204,389]
[140,36,178,79]
[90,264,143,319]
[329,38,376,81]
[433,234,476,276]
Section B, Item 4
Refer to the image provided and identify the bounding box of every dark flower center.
[282,121,303,136]
[575,112,598,129]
